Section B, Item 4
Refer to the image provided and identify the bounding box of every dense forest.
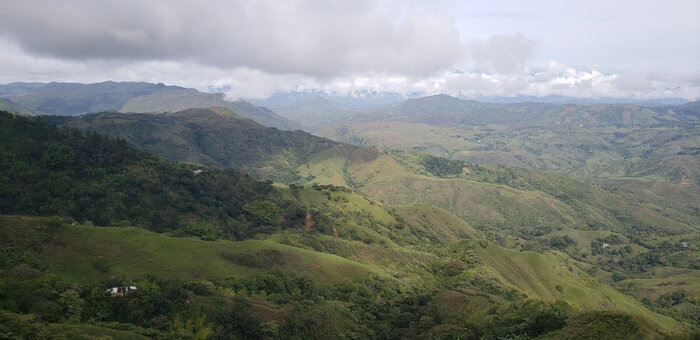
[0,111,306,240]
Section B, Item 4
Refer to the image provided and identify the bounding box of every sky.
[0,0,698,100]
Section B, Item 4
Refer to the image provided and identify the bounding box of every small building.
[105,285,137,296]
[681,242,688,248]
[193,169,203,176]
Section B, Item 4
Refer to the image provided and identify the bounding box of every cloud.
[466,33,539,74]
[0,36,697,101]
[0,0,463,77]
[0,1,697,101]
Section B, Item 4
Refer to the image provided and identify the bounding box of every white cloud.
[0,1,697,101]
[466,33,539,74]
[0,0,463,77]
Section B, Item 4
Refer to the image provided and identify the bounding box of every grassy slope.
[319,122,700,184]
[4,213,682,332]
[471,241,681,332]
[298,145,697,237]
[287,187,477,247]
[392,204,478,243]
[296,146,698,325]
[43,223,386,285]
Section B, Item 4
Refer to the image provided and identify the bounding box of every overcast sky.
[0,0,698,100]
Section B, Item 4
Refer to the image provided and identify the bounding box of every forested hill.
[47,107,340,182]
[0,111,305,239]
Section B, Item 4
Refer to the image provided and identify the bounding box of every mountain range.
[0,82,698,338]
[319,94,699,186]
[0,81,296,130]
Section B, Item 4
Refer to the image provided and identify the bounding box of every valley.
[0,88,698,338]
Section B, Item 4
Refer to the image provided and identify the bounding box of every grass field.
[471,240,682,333]
[41,224,387,285]
[1,214,690,334]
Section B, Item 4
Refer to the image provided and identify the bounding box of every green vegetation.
[320,122,700,185]
[0,111,306,238]
[47,107,337,182]
[1,215,689,338]
[0,110,697,338]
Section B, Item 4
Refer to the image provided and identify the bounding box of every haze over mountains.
[0,81,296,130]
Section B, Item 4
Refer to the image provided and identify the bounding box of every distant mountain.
[467,94,688,106]
[657,101,700,121]
[320,95,699,183]
[251,89,404,110]
[252,90,689,111]
[0,82,47,97]
[0,81,296,129]
[49,107,337,182]
[120,88,297,129]
[393,94,487,116]
[260,96,366,132]
[338,94,692,128]
[0,98,38,115]
[2,81,184,116]
[119,88,229,112]
[227,100,297,130]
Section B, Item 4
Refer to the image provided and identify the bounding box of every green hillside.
[317,95,699,194]
[45,223,386,285]
[320,121,700,184]
[0,211,686,337]
[45,106,697,287]
[49,108,338,182]
[297,146,698,288]
[1,111,696,338]
[0,98,38,115]
[0,110,295,236]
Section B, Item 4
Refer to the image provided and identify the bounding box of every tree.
[243,201,279,226]
[59,289,83,323]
